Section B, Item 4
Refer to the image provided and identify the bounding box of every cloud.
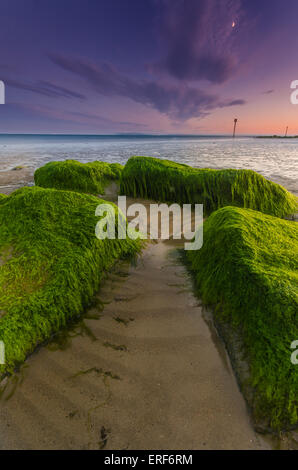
[3,77,86,99]
[49,54,246,120]
[37,81,86,99]
[11,102,148,130]
[262,89,275,95]
[69,111,148,129]
[154,0,244,83]
[225,99,246,106]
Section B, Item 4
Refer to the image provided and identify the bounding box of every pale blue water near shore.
[0,134,297,193]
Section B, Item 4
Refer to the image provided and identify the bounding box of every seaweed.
[187,206,298,429]
[0,186,140,374]
[120,156,297,218]
[35,159,123,194]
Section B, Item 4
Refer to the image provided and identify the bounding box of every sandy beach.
[0,171,297,450]
[0,179,273,450]
[2,0,298,454]
[0,231,270,450]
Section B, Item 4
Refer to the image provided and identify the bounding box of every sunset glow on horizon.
[0,0,298,135]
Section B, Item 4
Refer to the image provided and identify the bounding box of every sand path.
[0,195,271,449]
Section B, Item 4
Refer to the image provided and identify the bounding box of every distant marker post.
[233,118,238,138]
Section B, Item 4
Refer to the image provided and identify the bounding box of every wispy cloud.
[3,77,86,100]
[48,53,246,120]
[69,110,148,129]
[153,0,244,83]
[10,102,148,130]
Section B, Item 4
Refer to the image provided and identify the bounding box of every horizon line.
[0,132,279,137]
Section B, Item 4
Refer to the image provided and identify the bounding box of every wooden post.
[285,126,288,138]
[233,118,238,138]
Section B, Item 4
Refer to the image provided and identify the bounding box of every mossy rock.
[0,186,140,374]
[187,206,298,430]
[34,160,123,194]
[120,156,297,218]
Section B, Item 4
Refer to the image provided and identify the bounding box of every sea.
[0,134,297,194]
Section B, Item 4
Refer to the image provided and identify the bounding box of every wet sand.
[0,193,272,450]
[0,167,33,195]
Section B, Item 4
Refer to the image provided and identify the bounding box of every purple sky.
[0,0,298,134]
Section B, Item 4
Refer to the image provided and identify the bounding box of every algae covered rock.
[120,156,297,218]
[0,186,139,374]
[35,159,123,194]
[187,206,298,429]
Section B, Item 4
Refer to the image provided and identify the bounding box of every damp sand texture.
[0,168,290,449]
[0,233,270,450]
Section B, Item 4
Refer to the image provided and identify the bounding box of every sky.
[0,0,298,135]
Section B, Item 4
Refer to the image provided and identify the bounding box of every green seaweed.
[120,156,297,218]
[187,206,298,429]
[0,186,140,375]
[35,159,123,194]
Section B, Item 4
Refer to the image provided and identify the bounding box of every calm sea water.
[0,134,297,193]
